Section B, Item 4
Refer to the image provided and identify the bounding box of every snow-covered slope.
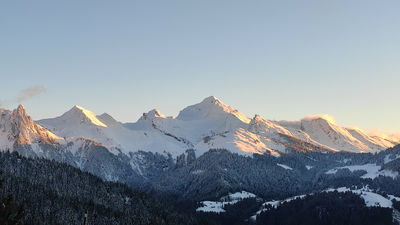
[38,105,190,156]
[0,105,63,152]
[126,96,271,156]
[299,115,371,153]
[346,127,394,151]
[252,186,398,220]
[197,191,257,213]
[369,130,400,145]
[152,96,250,144]
[247,115,292,137]
[277,115,398,153]
[36,97,398,157]
[176,96,250,124]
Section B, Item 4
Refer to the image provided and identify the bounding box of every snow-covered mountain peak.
[0,105,62,150]
[15,104,28,116]
[11,105,31,127]
[248,115,292,136]
[62,105,108,127]
[252,114,263,121]
[97,113,121,127]
[201,96,221,105]
[345,127,394,150]
[299,114,374,152]
[302,114,337,125]
[176,96,250,123]
[139,109,166,121]
[25,100,400,157]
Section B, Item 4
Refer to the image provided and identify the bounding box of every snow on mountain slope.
[74,105,108,127]
[389,133,400,143]
[277,115,399,153]
[346,127,393,151]
[153,96,250,143]
[368,130,400,145]
[277,115,388,153]
[37,97,398,157]
[275,120,325,145]
[124,109,166,130]
[133,97,290,156]
[253,187,397,220]
[194,128,283,156]
[97,113,123,127]
[300,115,372,153]
[176,96,250,124]
[197,191,257,213]
[326,163,398,179]
[126,96,252,150]
[246,115,337,154]
[247,115,292,137]
[38,105,119,147]
[38,106,190,156]
[0,105,63,151]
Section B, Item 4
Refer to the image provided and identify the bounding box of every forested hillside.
[0,152,198,225]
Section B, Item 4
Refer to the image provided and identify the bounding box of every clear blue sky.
[0,0,399,132]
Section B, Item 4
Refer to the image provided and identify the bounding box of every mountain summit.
[0,105,61,151]
[176,96,250,123]
[30,97,400,156]
[63,105,108,127]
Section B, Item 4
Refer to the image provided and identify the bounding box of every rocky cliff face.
[0,105,61,151]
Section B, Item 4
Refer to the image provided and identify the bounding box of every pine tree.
[0,176,24,225]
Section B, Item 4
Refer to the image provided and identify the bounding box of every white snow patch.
[277,163,293,170]
[196,201,226,213]
[226,191,257,200]
[252,194,306,219]
[74,105,108,127]
[388,195,400,202]
[384,154,400,164]
[196,191,257,213]
[191,169,204,175]
[325,187,393,208]
[325,164,398,179]
[252,187,397,221]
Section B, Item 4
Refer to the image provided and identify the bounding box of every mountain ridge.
[0,97,397,159]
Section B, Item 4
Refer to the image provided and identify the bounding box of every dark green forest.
[1,149,400,225]
[0,152,199,225]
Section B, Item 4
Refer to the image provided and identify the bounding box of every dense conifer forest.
[0,152,199,225]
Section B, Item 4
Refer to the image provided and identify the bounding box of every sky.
[0,0,399,132]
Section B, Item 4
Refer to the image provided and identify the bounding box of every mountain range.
[1,96,400,224]
[1,96,397,158]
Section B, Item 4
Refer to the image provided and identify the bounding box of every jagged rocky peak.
[176,96,250,123]
[11,104,33,128]
[14,104,29,118]
[248,115,265,128]
[0,105,61,148]
[248,114,292,136]
[139,109,166,121]
[251,114,263,122]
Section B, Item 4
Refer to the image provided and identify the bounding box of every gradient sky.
[0,0,399,132]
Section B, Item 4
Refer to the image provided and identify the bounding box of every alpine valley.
[1,96,400,225]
